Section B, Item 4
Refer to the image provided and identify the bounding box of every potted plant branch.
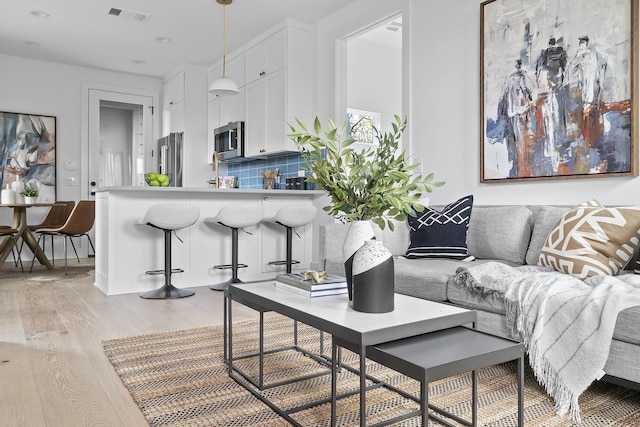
[288,114,444,230]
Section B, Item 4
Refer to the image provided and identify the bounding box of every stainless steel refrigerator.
[158,132,183,187]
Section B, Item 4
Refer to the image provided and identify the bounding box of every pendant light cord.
[222,4,227,77]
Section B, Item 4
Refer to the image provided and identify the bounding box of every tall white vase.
[342,220,375,301]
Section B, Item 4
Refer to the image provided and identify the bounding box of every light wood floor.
[0,259,260,427]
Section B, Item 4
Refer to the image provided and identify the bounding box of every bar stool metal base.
[141,284,195,299]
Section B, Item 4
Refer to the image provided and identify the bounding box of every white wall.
[347,37,402,135]
[316,0,640,207]
[0,54,162,225]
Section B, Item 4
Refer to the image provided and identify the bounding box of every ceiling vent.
[386,21,402,32]
[106,7,151,23]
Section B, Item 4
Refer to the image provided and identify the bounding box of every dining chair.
[30,200,95,274]
[0,226,24,272]
[20,200,75,260]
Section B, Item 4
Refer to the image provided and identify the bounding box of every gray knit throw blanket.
[454,262,640,423]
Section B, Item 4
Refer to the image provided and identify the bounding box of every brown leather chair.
[30,200,95,274]
[21,200,75,259]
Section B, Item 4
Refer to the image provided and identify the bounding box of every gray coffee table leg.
[331,342,338,427]
[360,345,366,427]
[518,356,524,426]
[421,379,428,426]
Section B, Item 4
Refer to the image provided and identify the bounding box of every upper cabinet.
[243,25,312,157]
[162,71,185,110]
[244,31,286,86]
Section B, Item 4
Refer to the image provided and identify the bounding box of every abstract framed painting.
[480,0,638,182]
[0,111,56,202]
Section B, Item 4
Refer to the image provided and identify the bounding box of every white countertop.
[95,186,325,196]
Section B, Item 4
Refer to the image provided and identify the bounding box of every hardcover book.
[274,281,348,298]
[275,272,347,291]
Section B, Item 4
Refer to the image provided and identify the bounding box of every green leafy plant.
[20,185,39,197]
[288,115,444,230]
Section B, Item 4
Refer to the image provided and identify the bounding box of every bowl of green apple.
[145,173,171,187]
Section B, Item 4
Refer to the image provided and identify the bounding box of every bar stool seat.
[263,204,317,273]
[139,203,199,299]
[205,204,264,291]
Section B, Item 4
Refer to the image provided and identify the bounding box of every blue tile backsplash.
[227,152,311,189]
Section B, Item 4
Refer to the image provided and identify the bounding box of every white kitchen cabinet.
[162,71,185,109]
[162,100,184,136]
[244,25,312,157]
[244,30,286,85]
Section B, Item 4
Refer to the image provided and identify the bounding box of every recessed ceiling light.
[30,11,50,18]
[23,41,42,48]
[155,37,171,43]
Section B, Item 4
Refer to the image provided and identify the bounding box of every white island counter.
[94,186,330,295]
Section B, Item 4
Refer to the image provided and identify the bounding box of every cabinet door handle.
[259,71,266,76]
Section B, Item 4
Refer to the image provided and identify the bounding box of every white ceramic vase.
[352,240,395,313]
[342,220,375,301]
[24,196,37,204]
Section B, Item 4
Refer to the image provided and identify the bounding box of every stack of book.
[275,272,348,298]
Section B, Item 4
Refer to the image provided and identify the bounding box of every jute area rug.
[102,315,640,426]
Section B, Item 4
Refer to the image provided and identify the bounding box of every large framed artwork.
[481,0,638,182]
[0,111,56,202]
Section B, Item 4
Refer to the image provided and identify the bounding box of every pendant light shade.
[209,76,239,96]
[209,0,239,96]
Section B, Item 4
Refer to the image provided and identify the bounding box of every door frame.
[81,82,160,200]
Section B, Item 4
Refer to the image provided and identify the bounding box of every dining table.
[0,203,59,269]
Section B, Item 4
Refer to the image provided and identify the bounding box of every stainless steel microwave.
[214,121,245,162]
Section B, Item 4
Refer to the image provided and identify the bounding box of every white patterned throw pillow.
[538,200,640,279]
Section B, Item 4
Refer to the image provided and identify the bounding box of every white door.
[86,89,154,199]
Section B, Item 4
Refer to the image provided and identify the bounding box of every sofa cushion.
[394,257,469,301]
[466,206,532,264]
[525,206,571,265]
[406,195,473,259]
[539,201,640,279]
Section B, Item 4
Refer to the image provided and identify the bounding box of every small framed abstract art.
[0,111,56,202]
[347,108,380,145]
[480,0,638,182]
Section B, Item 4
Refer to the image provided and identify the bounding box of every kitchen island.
[94,186,330,295]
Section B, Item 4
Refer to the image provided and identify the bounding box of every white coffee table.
[227,281,477,427]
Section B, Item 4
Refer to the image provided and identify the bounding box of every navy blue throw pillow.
[405,195,474,259]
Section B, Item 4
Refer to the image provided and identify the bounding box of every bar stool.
[263,204,317,273]
[139,203,200,299]
[206,204,264,291]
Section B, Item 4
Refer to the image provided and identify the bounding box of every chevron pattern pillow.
[538,200,640,279]
[406,195,473,258]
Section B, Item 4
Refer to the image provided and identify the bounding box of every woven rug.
[102,315,640,426]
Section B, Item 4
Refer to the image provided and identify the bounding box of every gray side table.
[336,326,525,426]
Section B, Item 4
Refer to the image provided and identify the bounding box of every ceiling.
[0,0,368,79]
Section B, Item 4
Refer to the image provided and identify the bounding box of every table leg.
[331,342,337,427]
[360,345,366,427]
[0,235,15,265]
[10,206,53,269]
[518,356,524,426]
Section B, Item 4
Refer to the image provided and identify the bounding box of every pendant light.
[209,0,239,96]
